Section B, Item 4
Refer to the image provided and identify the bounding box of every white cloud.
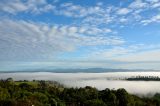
[145,0,159,4]
[117,8,131,15]
[113,49,160,62]
[0,0,55,14]
[1,0,160,69]
[96,47,131,59]
[1,0,159,27]
[0,19,124,60]
[0,1,27,14]
[119,18,128,23]
[152,2,160,8]
[53,1,160,27]
[86,44,160,62]
[56,3,106,18]
[1,0,160,27]
[129,0,148,9]
[141,14,160,25]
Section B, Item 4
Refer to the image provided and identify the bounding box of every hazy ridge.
[0,68,159,73]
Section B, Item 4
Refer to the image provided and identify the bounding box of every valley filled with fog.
[0,72,160,96]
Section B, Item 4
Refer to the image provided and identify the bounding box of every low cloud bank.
[0,72,160,96]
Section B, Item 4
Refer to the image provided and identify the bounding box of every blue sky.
[0,0,160,71]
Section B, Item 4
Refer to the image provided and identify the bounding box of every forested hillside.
[0,78,160,106]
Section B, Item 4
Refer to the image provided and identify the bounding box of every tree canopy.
[0,78,159,106]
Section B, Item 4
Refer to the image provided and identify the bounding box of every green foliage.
[0,78,159,106]
[84,99,107,106]
[0,87,10,101]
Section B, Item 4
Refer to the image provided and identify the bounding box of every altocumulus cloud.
[0,19,124,61]
[0,0,55,14]
[1,0,160,70]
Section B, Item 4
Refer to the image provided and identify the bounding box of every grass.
[15,81,39,87]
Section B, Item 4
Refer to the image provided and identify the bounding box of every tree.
[84,99,107,106]
[0,87,10,101]
[116,89,129,106]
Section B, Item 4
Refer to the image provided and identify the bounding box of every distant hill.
[0,68,158,73]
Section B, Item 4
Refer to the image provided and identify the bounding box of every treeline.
[126,76,160,81]
[0,78,160,106]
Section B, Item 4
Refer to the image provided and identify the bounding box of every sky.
[0,0,160,71]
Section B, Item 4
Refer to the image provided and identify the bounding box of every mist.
[0,72,160,96]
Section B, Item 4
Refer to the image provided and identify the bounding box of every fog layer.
[0,72,160,96]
